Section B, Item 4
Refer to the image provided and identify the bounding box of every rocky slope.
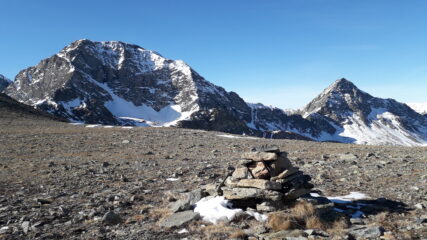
[0,74,11,92]
[299,79,427,146]
[4,40,427,146]
[1,113,426,239]
[0,93,64,122]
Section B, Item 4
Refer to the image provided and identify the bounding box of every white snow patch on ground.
[177,229,188,234]
[121,126,133,129]
[327,192,369,203]
[194,196,267,224]
[166,178,179,182]
[85,125,100,128]
[69,123,83,126]
[217,134,259,140]
[311,192,369,218]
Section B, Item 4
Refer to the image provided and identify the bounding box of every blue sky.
[1,1,427,109]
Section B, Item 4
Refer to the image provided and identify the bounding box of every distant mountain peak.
[322,78,361,96]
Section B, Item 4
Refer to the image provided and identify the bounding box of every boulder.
[232,167,250,179]
[242,152,278,161]
[256,200,285,212]
[169,189,205,212]
[236,179,282,190]
[283,188,311,201]
[222,187,283,201]
[268,154,292,176]
[348,226,384,239]
[270,166,299,181]
[158,211,200,228]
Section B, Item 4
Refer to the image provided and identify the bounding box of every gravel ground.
[0,106,426,239]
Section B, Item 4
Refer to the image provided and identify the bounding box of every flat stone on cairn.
[221,146,314,212]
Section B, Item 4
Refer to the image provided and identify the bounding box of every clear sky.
[1,0,427,109]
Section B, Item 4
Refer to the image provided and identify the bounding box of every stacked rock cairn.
[220,146,314,212]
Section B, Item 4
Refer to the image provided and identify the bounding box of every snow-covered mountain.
[4,40,427,146]
[407,102,427,115]
[5,39,254,134]
[0,74,12,92]
[299,79,427,146]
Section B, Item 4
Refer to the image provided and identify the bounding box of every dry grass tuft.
[291,201,316,220]
[229,230,247,239]
[266,200,352,234]
[126,214,146,223]
[325,217,349,235]
[305,215,324,229]
[202,222,241,240]
[267,212,293,231]
[148,208,171,221]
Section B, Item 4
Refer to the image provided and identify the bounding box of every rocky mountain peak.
[302,78,372,120]
[5,39,251,132]
[0,74,12,92]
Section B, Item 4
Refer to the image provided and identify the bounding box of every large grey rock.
[242,152,278,161]
[232,167,250,179]
[236,179,282,190]
[169,189,205,212]
[259,230,307,240]
[269,153,292,176]
[256,200,284,212]
[158,210,199,228]
[348,226,384,239]
[283,188,311,201]
[271,166,299,181]
[222,187,282,201]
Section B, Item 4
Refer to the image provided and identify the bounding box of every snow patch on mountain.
[407,102,427,114]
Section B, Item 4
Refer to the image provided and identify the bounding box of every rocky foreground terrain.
[0,101,426,239]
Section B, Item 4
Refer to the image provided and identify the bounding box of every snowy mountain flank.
[407,102,427,115]
[4,39,427,146]
[300,79,427,146]
[0,74,12,92]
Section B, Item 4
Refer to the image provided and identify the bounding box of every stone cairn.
[220,146,313,212]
